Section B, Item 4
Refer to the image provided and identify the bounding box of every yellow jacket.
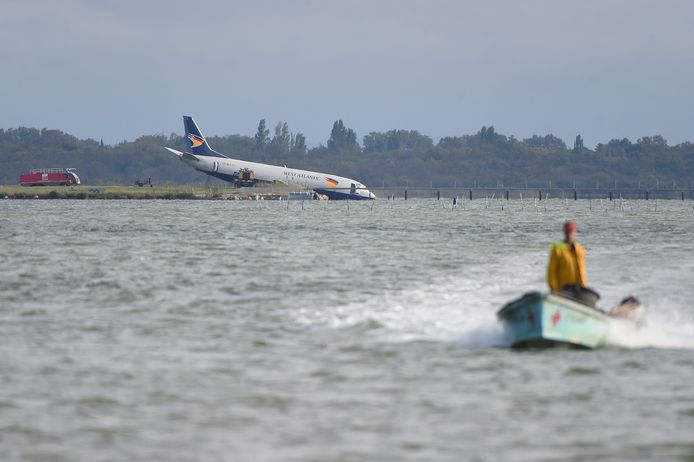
[547,241,587,292]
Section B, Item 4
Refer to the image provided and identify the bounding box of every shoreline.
[1,184,692,201]
[0,185,290,200]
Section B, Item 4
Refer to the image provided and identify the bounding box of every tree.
[254,119,269,150]
[293,133,307,153]
[523,134,567,151]
[637,135,667,147]
[597,138,633,158]
[573,134,584,153]
[363,130,433,152]
[270,121,291,154]
[437,136,465,150]
[478,125,496,141]
[327,120,359,152]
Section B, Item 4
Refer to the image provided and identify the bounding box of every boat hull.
[497,292,610,349]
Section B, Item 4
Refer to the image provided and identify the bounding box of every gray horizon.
[1,0,692,148]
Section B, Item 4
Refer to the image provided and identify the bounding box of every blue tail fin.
[183,116,227,158]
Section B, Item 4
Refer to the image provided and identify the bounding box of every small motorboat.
[497,289,642,349]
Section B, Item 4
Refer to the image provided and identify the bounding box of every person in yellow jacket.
[547,220,587,292]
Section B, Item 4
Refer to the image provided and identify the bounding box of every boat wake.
[606,307,694,349]
[295,275,514,348]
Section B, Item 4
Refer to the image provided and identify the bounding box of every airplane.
[164,116,375,200]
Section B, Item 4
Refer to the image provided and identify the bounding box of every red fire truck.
[19,168,81,186]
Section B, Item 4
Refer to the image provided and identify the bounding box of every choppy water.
[1,198,693,461]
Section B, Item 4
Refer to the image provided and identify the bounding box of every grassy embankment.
[0,184,289,200]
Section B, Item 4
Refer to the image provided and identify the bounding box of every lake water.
[1,198,693,461]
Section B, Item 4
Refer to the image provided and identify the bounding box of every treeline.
[1,121,693,189]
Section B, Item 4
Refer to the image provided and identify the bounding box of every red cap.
[563,220,577,233]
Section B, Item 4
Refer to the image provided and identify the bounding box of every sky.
[1,0,693,147]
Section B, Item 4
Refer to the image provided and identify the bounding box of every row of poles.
[386,190,688,201]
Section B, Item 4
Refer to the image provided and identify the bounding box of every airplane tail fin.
[183,116,227,158]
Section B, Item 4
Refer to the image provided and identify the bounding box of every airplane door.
[350,183,356,195]
[213,161,219,172]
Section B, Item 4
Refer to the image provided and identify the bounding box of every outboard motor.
[559,285,601,308]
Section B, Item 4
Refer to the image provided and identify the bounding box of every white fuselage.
[170,148,375,200]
